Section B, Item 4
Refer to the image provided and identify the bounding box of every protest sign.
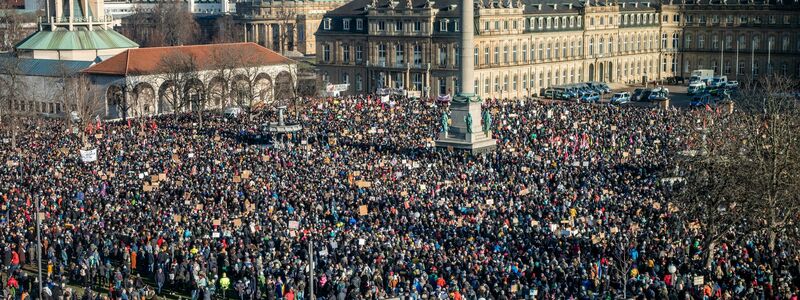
[80,149,98,163]
[358,205,368,216]
[288,220,299,229]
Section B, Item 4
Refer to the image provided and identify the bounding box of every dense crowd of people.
[1,95,798,300]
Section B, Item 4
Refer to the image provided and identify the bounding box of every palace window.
[395,44,404,65]
[323,44,330,62]
[356,45,363,63]
[698,34,705,49]
[356,19,363,30]
[323,18,332,30]
[378,21,386,31]
[438,46,447,66]
[503,46,509,63]
[378,44,387,65]
[342,44,350,63]
[414,45,422,65]
[522,45,527,62]
[439,19,448,32]
[414,21,421,32]
[494,46,499,64]
[485,47,490,64]
[395,20,403,32]
[343,19,350,30]
[356,74,363,91]
[512,45,518,63]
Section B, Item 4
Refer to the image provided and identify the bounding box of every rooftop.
[83,42,294,76]
[0,57,94,77]
[15,28,139,51]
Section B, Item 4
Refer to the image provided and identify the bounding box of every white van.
[688,81,706,95]
[223,106,243,118]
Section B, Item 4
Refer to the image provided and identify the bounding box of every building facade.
[315,0,799,99]
[83,43,296,119]
[235,0,350,56]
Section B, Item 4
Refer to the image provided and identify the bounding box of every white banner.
[326,84,349,93]
[380,95,390,103]
[80,149,97,163]
[437,94,451,102]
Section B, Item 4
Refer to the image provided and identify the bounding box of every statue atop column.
[441,112,450,135]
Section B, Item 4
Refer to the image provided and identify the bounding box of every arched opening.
[608,62,614,83]
[133,82,155,117]
[599,62,605,82]
[184,78,205,112]
[588,63,595,82]
[231,74,251,107]
[106,85,124,119]
[159,81,178,114]
[254,73,274,105]
[207,77,227,109]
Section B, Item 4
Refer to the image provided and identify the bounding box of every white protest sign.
[80,149,98,163]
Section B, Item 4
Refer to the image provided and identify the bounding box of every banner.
[80,149,97,163]
[326,84,349,93]
[380,95,390,103]
[437,94,451,102]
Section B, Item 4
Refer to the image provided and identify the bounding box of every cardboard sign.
[212,219,221,226]
[151,175,159,183]
[611,227,619,234]
[358,238,365,245]
[233,176,242,183]
[519,188,529,196]
[195,204,204,210]
[693,276,704,286]
[358,205,368,216]
[356,180,371,188]
[143,184,152,192]
[635,148,642,155]
[288,220,299,229]
[486,199,494,205]
[242,170,251,179]
[172,154,179,162]
[233,219,242,227]
[159,173,166,181]
[173,215,182,222]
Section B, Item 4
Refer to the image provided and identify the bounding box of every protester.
[1,95,798,300]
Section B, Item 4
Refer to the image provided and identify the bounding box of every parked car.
[688,81,706,95]
[610,92,631,104]
[725,81,739,89]
[690,93,713,108]
[633,89,652,101]
[580,92,601,103]
[648,91,669,101]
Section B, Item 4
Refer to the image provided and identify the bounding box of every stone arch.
[254,73,274,105]
[184,78,205,111]
[133,82,155,117]
[588,63,595,82]
[231,74,251,107]
[106,85,124,119]
[207,77,227,109]
[159,80,178,114]
[274,71,294,103]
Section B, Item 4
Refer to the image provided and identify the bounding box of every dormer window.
[454,20,460,32]
[324,18,332,30]
[440,19,449,31]
[356,19,363,30]
[343,19,351,30]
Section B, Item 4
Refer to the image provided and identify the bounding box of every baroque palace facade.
[314,0,800,99]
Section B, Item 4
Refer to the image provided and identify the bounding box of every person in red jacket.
[10,250,20,271]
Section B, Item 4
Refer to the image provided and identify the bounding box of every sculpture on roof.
[369,0,377,7]
[503,0,512,7]
[515,0,523,8]
[424,0,433,7]
[405,0,413,8]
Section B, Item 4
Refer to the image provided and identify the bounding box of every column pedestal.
[435,94,497,154]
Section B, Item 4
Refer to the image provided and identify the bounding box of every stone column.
[435,0,496,154]
[459,0,474,95]
[254,23,260,45]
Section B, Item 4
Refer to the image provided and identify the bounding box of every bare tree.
[156,51,200,122]
[0,57,28,149]
[0,4,35,51]
[274,2,297,55]
[605,238,636,298]
[121,0,200,47]
[64,75,105,146]
[211,15,241,44]
[731,75,800,252]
